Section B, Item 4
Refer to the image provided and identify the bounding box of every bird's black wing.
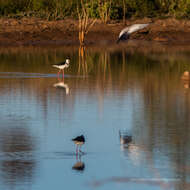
[72,136,81,141]
[72,135,85,142]
[116,33,130,44]
[53,61,66,66]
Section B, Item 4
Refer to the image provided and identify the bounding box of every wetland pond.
[0,45,190,190]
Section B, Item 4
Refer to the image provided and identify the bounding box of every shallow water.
[0,46,190,190]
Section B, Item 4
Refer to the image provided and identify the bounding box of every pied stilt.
[72,135,85,154]
[52,58,70,78]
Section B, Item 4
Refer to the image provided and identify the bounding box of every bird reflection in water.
[119,130,132,148]
[53,77,69,95]
[119,130,142,165]
[72,154,85,172]
[119,130,145,165]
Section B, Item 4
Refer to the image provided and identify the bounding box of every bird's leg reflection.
[58,76,64,83]
[72,153,85,172]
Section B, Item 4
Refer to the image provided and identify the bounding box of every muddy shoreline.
[0,17,190,47]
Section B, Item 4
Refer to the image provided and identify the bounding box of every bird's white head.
[66,59,70,64]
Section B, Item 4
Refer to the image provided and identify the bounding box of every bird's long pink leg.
[62,69,64,78]
[79,145,81,152]
[76,145,78,155]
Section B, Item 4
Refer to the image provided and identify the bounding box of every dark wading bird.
[72,135,85,154]
[117,23,149,44]
[52,58,70,78]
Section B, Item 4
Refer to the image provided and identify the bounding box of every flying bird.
[52,58,70,78]
[117,23,149,43]
[72,135,85,154]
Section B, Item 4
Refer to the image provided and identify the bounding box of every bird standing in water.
[72,135,85,154]
[52,58,70,78]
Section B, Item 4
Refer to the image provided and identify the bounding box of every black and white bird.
[117,23,149,43]
[72,135,85,154]
[52,59,70,78]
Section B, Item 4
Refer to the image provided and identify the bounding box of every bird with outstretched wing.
[117,23,149,43]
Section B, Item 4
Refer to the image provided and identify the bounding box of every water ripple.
[0,72,87,79]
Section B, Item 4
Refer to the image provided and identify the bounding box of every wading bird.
[117,23,149,43]
[72,135,85,154]
[52,59,70,78]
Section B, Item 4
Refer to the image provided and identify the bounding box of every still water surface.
[0,46,190,190]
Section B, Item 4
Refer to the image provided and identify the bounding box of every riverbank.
[0,17,190,47]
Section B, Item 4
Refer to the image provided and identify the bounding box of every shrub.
[0,0,189,19]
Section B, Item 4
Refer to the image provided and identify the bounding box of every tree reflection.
[0,121,36,188]
[1,47,190,189]
[130,56,190,190]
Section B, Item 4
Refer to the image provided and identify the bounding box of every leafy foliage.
[0,0,190,19]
